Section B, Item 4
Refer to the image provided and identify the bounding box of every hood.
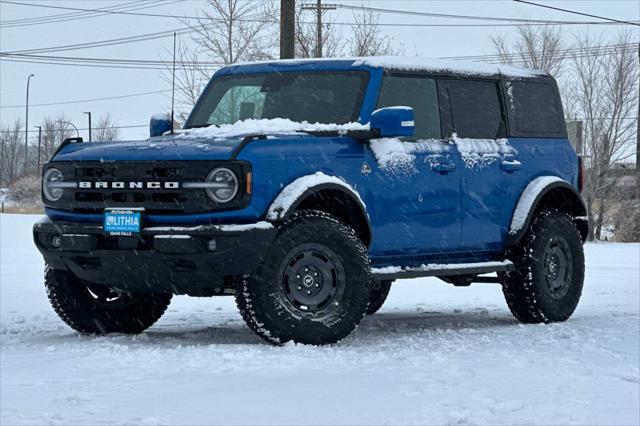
[52,119,368,162]
[52,136,245,162]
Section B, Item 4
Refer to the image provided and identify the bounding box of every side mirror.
[369,107,415,138]
[150,113,172,137]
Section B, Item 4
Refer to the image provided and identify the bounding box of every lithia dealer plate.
[103,208,143,236]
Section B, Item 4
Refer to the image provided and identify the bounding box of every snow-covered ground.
[1,213,638,425]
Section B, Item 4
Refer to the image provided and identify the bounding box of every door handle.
[500,159,522,173]
[432,162,457,174]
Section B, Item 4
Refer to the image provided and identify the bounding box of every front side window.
[376,75,441,139]
[187,71,369,128]
[447,80,503,139]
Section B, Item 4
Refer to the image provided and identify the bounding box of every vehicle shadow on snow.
[42,309,519,347]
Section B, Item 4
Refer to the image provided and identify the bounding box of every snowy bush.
[7,173,42,208]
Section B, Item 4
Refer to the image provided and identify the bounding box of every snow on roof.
[231,56,547,79]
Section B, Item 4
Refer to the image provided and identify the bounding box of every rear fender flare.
[505,176,588,247]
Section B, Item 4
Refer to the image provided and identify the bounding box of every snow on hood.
[52,137,243,162]
[175,118,369,140]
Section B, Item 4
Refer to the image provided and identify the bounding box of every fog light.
[51,236,62,248]
[207,239,217,251]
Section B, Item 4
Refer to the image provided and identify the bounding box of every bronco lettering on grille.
[78,181,180,189]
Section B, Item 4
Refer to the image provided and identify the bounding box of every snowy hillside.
[1,213,638,425]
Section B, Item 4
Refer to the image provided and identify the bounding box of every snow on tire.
[500,208,585,323]
[235,210,372,345]
[45,266,172,334]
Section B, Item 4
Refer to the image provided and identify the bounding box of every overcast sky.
[1,0,638,141]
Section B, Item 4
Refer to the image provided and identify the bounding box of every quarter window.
[376,75,441,139]
[447,80,503,139]
[508,80,564,136]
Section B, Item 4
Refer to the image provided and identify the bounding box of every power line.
[2,42,635,71]
[334,2,637,25]
[2,0,636,30]
[3,27,195,55]
[0,0,186,28]
[513,0,640,27]
[0,0,195,27]
[0,89,171,109]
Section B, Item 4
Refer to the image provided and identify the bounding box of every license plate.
[104,208,142,236]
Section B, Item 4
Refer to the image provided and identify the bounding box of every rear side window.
[447,80,503,139]
[507,80,565,137]
[377,75,441,139]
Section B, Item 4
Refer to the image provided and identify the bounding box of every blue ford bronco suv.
[34,57,588,345]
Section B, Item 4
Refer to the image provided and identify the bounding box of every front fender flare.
[505,176,588,247]
[266,172,369,221]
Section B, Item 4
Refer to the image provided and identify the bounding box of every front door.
[366,74,462,260]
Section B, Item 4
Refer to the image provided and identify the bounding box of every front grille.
[44,161,251,215]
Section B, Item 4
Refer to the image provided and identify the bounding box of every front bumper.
[33,217,277,296]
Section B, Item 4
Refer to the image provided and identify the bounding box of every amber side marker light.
[246,172,252,194]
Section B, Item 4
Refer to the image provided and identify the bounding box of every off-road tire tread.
[366,280,393,315]
[235,210,372,345]
[45,266,172,334]
[500,208,585,324]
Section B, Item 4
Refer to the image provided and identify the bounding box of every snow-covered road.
[1,214,638,425]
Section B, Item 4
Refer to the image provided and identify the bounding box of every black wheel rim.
[544,237,573,299]
[279,243,346,313]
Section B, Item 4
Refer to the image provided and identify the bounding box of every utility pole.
[24,73,34,175]
[301,1,336,58]
[35,126,42,172]
[83,112,92,142]
[636,44,639,201]
[280,0,295,59]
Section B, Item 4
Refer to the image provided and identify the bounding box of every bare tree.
[295,6,345,58]
[567,31,639,240]
[349,5,404,57]
[0,118,25,186]
[491,23,565,77]
[39,115,76,162]
[164,0,277,117]
[92,114,121,141]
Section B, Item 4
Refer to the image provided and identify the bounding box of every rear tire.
[235,211,372,345]
[45,266,172,334]
[366,280,392,315]
[500,209,585,323]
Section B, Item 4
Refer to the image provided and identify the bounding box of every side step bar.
[371,260,514,281]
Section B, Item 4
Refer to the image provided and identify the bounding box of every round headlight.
[205,168,238,203]
[43,168,64,202]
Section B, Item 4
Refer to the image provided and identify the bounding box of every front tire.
[500,209,585,323]
[45,266,172,334]
[236,211,372,345]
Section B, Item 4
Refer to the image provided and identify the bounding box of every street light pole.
[83,112,92,142]
[60,121,81,138]
[24,73,35,174]
[59,121,80,137]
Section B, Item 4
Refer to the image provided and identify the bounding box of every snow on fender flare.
[505,176,588,247]
[266,172,369,222]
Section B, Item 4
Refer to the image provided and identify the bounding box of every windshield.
[186,71,369,128]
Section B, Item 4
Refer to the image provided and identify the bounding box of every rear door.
[367,74,463,258]
[445,79,522,252]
